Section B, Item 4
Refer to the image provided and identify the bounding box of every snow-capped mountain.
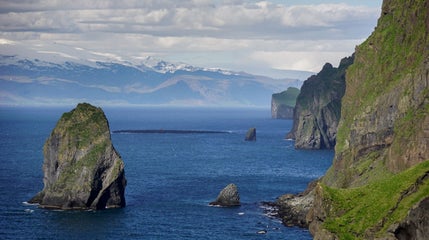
[0,43,304,107]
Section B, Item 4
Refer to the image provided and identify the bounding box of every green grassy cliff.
[308,0,429,239]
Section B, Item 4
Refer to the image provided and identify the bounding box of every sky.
[0,0,382,78]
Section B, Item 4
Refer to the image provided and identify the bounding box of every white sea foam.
[22,201,39,206]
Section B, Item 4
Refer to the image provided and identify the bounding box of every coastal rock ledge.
[28,103,126,210]
[210,183,240,207]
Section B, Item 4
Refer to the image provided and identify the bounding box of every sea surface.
[0,107,334,239]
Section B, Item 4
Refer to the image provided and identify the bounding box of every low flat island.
[113,129,230,134]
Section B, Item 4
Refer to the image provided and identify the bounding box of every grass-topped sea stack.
[29,103,126,210]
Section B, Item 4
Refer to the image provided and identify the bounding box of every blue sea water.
[0,107,334,239]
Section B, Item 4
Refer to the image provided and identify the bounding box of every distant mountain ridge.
[0,54,302,107]
[0,43,305,107]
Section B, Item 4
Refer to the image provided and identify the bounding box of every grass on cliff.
[322,160,429,239]
[59,103,108,149]
[335,0,427,155]
[272,87,300,107]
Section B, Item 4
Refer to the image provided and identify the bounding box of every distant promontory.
[271,87,300,119]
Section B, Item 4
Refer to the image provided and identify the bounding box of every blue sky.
[0,0,383,78]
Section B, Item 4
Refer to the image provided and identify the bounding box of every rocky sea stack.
[245,128,256,141]
[29,103,126,210]
[210,183,240,207]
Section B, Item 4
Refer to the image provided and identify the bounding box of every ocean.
[0,107,334,239]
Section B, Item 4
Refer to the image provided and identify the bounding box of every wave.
[22,201,39,206]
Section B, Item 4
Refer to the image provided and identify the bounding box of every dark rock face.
[286,56,353,149]
[29,103,126,210]
[394,197,429,240]
[245,128,256,141]
[209,183,240,207]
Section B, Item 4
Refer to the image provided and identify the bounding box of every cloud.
[0,1,378,38]
[251,51,349,72]
[0,0,381,74]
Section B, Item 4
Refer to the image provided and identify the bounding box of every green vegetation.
[322,160,429,239]
[272,87,300,107]
[312,1,429,238]
[391,101,429,157]
[53,140,109,193]
[335,0,428,154]
[49,103,111,193]
[58,103,108,149]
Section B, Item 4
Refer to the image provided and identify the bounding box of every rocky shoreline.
[262,180,319,228]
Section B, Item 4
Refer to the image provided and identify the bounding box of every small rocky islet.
[244,127,256,141]
[209,183,240,207]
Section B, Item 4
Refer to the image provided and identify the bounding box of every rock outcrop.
[275,180,318,228]
[29,103,126,210]
[277,0,429,239]
[393,196,429,240]
[285,56,353,149]
[245,128,256,141]
[209,183,240,207]
[271,87,300,119]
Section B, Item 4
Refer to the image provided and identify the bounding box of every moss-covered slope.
[286,56,353,149]
[308,0,429,239]
[323,0,429,188]
[29,103,126,210]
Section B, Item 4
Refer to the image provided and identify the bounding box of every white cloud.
[251,51,350,72]
[0,0,381,74]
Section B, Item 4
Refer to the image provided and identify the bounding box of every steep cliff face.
[271,87,300,119]
[286,56,353,149]
[323,0,429,188]
[29,103,126,210]
[307,0,429,239]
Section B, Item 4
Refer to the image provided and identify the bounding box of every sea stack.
[245,128,256,141]
[210,183,240,207]
[28,103,126,210]
[285,56,353,149]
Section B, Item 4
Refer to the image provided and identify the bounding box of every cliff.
[286,56,353,149]
[29,103,126,210]
[278,0,429,239]
[271,87,300,119]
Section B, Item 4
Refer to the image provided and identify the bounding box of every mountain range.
[0,43,305,107]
